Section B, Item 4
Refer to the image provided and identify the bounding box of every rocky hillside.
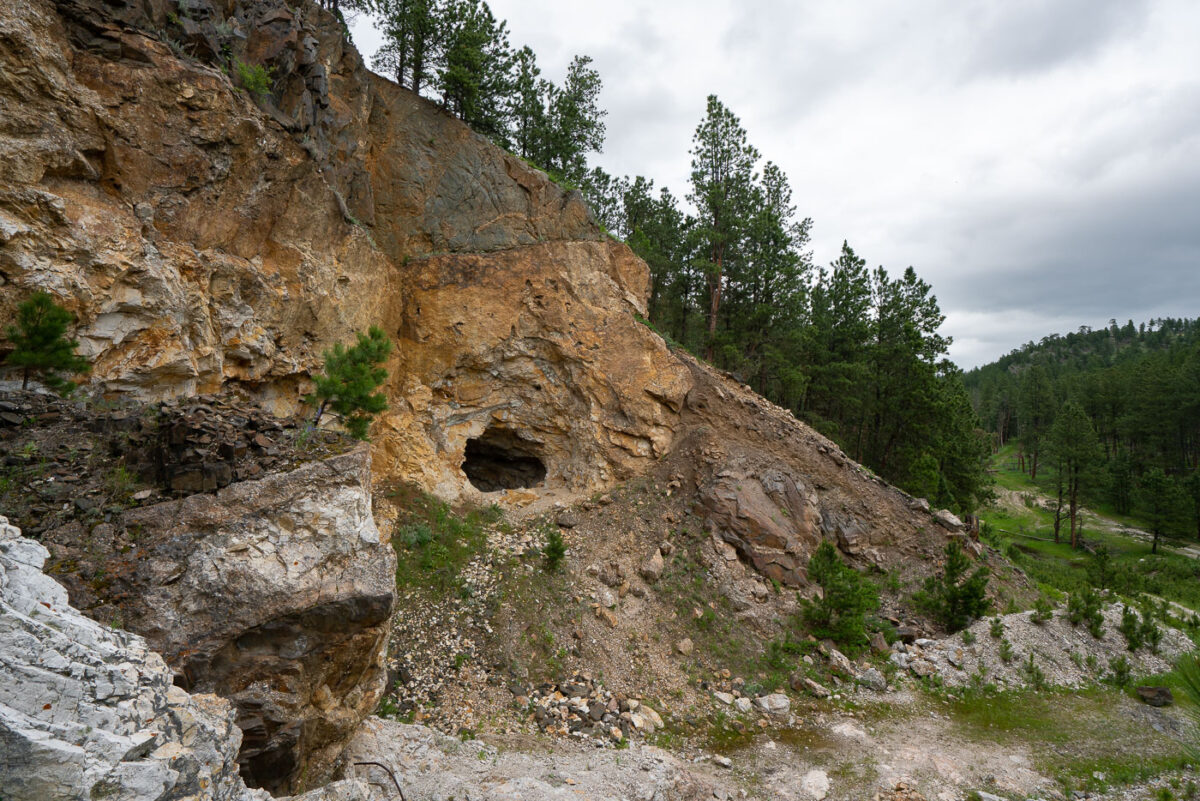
[0,0,965,572]
[0,0,1020,797]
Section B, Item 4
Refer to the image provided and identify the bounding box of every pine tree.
[509,45,550,162]
[687,95,758,361]
[371,0,445,95]
[543,55,606,185]
[801,541,879,647]
[1018,364,1055,478]
[915,540,990,632]
[3,291,90,394]
[1138,468,1182,554]
[306,327,393,441]
[1047,400,1102,548]
[436,0,513,142]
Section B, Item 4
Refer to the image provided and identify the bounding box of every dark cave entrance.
[462,426,547,492]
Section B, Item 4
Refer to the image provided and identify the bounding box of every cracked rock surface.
[0,514,269,801]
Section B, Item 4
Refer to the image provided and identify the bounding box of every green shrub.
[1067,587,1104,638]
[801,541,879,648]
[989,616,1004,639]
[1031,595,1053,625]
[235,59,273,97]
[999,637,1014,663]
[2,291,90,394]
[1140,610,1162,654]
[1107,654,1132,687]
[1119,605,1144,652]
[543,526,566,572]
[1022,652,1046,689]
[961,628,976,645]
[913,540,990,632]
[305,326,392,440]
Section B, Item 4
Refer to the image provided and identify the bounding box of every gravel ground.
[902,602,1193,689]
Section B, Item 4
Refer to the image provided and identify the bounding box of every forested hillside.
[340,0,991,512]
[965,318,1200,544]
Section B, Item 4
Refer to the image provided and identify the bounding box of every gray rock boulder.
[107,447,394,794]
[0,515,269,801]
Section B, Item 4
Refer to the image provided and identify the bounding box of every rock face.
[376,239,690,498]
[0,0,688,503]
[0,516,268,801]
[41,446,395,794]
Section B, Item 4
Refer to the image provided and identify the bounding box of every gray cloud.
[351,0,1200,370]
[961,0,1152,78]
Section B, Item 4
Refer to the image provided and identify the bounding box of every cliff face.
[0,0,690,503]
[0,0,982,795]
[0,0,963,562]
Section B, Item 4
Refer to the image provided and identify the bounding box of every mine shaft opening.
[462,427,547,492]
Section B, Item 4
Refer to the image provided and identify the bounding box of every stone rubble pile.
[518,672,664,744]
[384,520,527,724]
[0,390,349,536]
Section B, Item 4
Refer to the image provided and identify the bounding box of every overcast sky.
[349,0,1200,369]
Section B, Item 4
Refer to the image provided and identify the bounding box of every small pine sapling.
[305,326,392,440]
[801,541,879,649]
[1030,595,1054,625]
[543,527,566,572]
[913,540,990,632]
[989,616,1004,639]
[1108,654,1132,687]
[1119,605,1144,652]
[1140,610,1162,654]
[3,291,90,393]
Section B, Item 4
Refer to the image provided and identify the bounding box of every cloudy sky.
[350,0,1200,369]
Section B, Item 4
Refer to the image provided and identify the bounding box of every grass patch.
[390,485,502,594]
[944,685,1190,794]
[980,447,1200,614]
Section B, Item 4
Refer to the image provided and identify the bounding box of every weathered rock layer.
[41,445,395,794]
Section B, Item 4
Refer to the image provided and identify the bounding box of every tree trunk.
[704,250,722,362]
[1052,480,1064,543]
[1068,492,1078,548]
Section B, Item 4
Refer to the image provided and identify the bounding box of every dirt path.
[346,685,1192,801]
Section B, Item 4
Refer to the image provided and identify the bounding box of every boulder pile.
[518,673,665,744]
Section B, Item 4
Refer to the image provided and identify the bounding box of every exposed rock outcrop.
[0,0,963,559]
[40,445,395,794]
[0,0,689,501]
[377,239,691,496]
[0,515,268,801]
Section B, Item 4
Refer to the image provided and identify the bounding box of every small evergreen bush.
[801,541,879,649]
[543,526,566,571]
[1030,595,1053,625]
[1107,654,1132,687]
[1119,605,1144,652]
[235,59,273,97]
[2,291,90,393]
[305,326,392,440]
[913,540,990,632]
